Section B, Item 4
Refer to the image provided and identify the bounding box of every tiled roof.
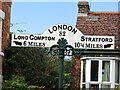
[89,12,120,14]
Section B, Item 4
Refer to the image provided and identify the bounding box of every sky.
[11,0,120,2]
[10,0,119,60]
[10,1,120,34]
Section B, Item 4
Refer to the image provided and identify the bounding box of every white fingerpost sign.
[11,24,115,49]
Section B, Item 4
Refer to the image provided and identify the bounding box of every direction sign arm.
[49,45,59,56]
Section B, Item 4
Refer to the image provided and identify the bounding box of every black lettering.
[34,36,37,40]
[101,38,105,42]
[85,43,90,48]
[13,41,22,46]
[99,44,103,48]
[63,25,67,30]
[28,42,33,46]
[48,29,53,34]
[51,37,55,41]
[75,42,84,48]
[14,35,28,40]
[14,35,17,39]
[63,31,66,36]
[109,38,113,42]
[18,36,21,40]
[68,26,72,31]
[88,37,91,41]
[48,36,51,41]
[25,36,28,40]
[59,31,62,36]
[59,31,66,36]
[104,44,113,48]
[92,38,96,42]
[58,24,62,30]
[44,36,47,40]
[81,36,85,41]
[52,26,57,31]
[72,28,77,34]
[43,43,45,47]
[29,35,34,40]
[23,41,27,46]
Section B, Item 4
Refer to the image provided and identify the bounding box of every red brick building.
[0,0,12,87]
[72,1,120,89]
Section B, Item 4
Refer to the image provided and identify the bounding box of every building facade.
[0,0,12,87]
[72,1,120,89]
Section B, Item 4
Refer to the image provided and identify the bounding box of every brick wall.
[76,12,120,49]
[1,1,12,51]
[0,1,11,85]
[72,1,120,88]
[71,56,81,89]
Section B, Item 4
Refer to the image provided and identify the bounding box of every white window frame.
[80,57,120,89]
[0,9,5,56]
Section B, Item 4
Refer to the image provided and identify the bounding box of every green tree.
[63,59,73,88]
[3,47,59,88]
[3,75,28,89]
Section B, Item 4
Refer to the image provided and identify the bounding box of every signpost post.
[11,24,115,89]
[49,38,73,89]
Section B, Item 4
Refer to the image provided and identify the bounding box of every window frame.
[0,9,5,53]
[80,57,120,89]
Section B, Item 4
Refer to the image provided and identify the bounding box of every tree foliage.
[3,47,59,88]
[3,75,28,89]
[63,60,74,88]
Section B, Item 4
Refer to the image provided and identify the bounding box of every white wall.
[0,9,5,55]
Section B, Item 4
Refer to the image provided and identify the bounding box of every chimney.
[78,1,90,16]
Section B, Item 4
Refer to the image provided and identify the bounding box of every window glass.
[102,61,110,82]
[83,60,86,82]
[115,61,119,83]
[81,59,117,89]
[82,84,86,89]
[91,61,98,81]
